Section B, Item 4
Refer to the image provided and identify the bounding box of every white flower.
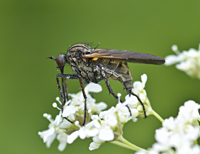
[38,113,62,148]
[68,82,106,115]
[177,100,200,123]
[89,141,101,151]
[92,102,107,113]
[99,107,118,127]
[62,104,77,117]
[89,136,104,150]
[67,120,99,144]
[57,133,68,151]
[116,103,132,123]
[132,74,147,95]
[39,75,155,152]
[67,114,114,146]
[165,44,200,79]
[124,95,138,107]
[125,74,152,117]
[162,116,176,130]
[155,128,171,144]
[38,127,56,148]
[67,130,80,144]
[137,100,200,154]
[98,125,114,141]
[90,115,115,141]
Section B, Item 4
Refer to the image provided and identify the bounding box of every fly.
[49,43,165,125]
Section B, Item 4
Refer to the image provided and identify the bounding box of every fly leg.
[57,74,88,126]
[49,56,70,111]
[56,75,69,111]
[56,73,78,111]
[56,73,78,124]
[97,64,132,116]
[78,76,87,126]
[49,56,80,123]
[131,92,147,118]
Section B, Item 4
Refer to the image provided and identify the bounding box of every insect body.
[66,44,133,93]
[50,43,165,125]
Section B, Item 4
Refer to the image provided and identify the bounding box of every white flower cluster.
[130,74,152,117]
[38,74,151,151]
[165,44,200,79]
[136,100,200,154]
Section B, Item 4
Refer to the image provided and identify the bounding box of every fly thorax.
[67,51,101,83]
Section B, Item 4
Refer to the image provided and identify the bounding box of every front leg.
[78,77,88,126]
[57,74,88,126]
[56,73,78,111]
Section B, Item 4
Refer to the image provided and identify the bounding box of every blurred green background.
[1,0,200,153]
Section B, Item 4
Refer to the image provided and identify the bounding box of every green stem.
[111,141,140,151]
[150,109,164,123]
[117,136,149,153]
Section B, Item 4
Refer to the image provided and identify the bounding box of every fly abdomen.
[99,59,133,93]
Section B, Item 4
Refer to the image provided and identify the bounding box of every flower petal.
[67,131,79,144]
[98,127,114,141]
[62,105,77,117]
[165,55,180,65]
[141,74,147,88]
[58,142,67,151]
[89,142,101,150]
[85,82,102,93]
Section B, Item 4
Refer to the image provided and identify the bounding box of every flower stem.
[111,141,140,151]
[116,135,148,153]
[150,109,164,123]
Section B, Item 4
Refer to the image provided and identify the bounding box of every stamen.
[43,113,50,118]
[43,113,53,123]
[117,93,121,103]
[172,45,180,54]
[74,121,81,128]
[56,97,62,105]
[52,102,61,110]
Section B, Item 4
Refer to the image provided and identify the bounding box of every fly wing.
[82,49,165,65]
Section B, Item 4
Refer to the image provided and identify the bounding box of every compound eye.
[56,54,66,67]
